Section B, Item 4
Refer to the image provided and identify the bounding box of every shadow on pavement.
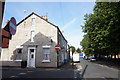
[91,60,120,70]
[58,61,77,70]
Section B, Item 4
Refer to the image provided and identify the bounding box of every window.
[32,18,35,26]
[43,48,50,60]
[42,47,50,62]
[30,49,34,52]
[15,48,23,61]
[31,31,34,42]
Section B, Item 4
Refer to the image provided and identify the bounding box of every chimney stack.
[41,16,47,21]
[6,20,9,25]
[44,16,47,21]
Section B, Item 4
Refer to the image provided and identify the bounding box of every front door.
[27,47,36,68]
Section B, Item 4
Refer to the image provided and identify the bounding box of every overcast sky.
[2,2,96,49]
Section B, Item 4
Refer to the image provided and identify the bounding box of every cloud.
[62,18,77,32]
[61,18,84,49]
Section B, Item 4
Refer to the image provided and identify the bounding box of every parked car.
[85,57,90,60]
[86,56,93,60]
[90,57,96,62]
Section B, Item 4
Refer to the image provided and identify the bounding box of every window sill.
[15,60,22,62]
[42,60,50,63]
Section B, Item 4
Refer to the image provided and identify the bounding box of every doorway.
[27,47,36,68]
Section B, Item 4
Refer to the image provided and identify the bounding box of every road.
[2,69,74,79]
[2,63,75,80]
[1,59,119,80]
[75,59,119,80]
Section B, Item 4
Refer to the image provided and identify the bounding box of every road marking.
[18,73,26,75]
[57,69,60,70]
[74,70,78,78]
[27,71,33,72]
[74,70,81,78]
[74,77,77,78]
[10,76,19,78]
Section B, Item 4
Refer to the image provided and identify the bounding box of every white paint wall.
[1,13,58,67]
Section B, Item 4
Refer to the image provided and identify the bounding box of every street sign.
[9,17,16,35]
[55,45,60,50]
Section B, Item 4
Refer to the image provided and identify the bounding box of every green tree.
[81,2,120,58]
[76,48,81,53]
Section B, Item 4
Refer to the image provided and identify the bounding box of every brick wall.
[1,29,10,48]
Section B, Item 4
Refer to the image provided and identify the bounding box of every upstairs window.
[32,18,35,26]
[30,31,35,42]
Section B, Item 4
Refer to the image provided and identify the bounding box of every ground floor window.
[44,53,49,60]
[42,45,50,62]
[15,46,23,61]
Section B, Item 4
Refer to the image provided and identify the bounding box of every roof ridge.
[17,12,67,42]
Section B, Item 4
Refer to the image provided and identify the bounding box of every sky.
[2,1,96,49]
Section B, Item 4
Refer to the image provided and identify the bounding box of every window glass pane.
[31,31,34,42]
[43,48,50,60]
[43,48,49,54]
[17,49,22,53]
[16,54,22,59]
[43,54,49,60]
[30,49,34,52]
[32,18,35,26]
[16,48,22,60]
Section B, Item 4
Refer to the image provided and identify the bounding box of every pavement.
[1,60,76,71]
[93,60,120,70]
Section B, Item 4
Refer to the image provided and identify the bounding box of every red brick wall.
[1,29,9,48]
[2,29,9,37]
[2,38,9,48]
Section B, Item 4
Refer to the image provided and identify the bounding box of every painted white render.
[1,12,68,68]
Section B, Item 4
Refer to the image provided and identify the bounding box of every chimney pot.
[41,16,47,21]
[6,20,9,25]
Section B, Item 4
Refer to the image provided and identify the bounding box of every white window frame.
[30,31,35,42]
[42,45,51,62]
[15,46,23,61]
[32,18,35,26]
